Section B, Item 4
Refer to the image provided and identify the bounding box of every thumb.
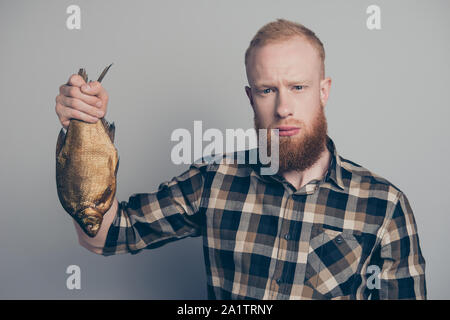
[81,81,108,103]
[67,74,87,87]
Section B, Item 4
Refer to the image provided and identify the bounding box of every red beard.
[254,106,328,172]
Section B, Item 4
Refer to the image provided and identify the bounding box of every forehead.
[247,36,321,84]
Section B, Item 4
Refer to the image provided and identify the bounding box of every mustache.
[253,116,304,130]
[268,119,303,129]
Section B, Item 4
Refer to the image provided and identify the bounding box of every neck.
[280,147,331,191]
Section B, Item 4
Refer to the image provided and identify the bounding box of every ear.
[245,86,254,110]
[319,77,332,107]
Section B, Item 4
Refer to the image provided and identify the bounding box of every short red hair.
[245,19,326,79]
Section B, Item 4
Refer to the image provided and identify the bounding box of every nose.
[275,88,294,118]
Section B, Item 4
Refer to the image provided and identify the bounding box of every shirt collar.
[324,136,345,190]
[250,135,345,191]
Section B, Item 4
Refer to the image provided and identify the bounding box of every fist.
[55,73,109,129]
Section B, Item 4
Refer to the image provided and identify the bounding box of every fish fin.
[78,68,88,82]
[56,128,66,156]
[101,118,116,143]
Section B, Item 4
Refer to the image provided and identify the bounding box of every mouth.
[275,126,300,137]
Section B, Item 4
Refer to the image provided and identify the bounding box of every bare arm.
[73,197,118,254]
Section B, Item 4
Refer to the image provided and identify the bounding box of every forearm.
[74,197,118,254]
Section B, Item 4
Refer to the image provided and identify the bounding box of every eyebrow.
[253,80,310,88]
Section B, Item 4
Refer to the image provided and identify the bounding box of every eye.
[262,88,272,94]
[294,85,304,91]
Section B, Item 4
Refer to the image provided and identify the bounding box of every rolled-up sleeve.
[377,192,427,299]
[101,161,209,256]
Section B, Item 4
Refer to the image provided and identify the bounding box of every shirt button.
[284,233,291,240]
[276,278,282,284]
[335,235,343,244]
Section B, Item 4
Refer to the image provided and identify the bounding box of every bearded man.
[55,19,426,300]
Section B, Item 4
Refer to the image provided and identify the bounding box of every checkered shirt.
[102,136,426,300]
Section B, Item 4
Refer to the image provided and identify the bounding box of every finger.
[61,120,70,130]
[56,95,105,119]
[56,102,99,127]
[80,81,108,102]
[59,85,103,109]
[67,74,87,87]
[66,108,100,124]
[55,102,70,129]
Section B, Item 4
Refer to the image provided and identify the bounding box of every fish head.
[75,208,104,237]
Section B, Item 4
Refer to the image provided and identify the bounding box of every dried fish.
[56,65,118,237]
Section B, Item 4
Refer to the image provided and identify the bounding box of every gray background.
[0,0,448,299]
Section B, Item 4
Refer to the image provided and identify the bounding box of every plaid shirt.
[102,136,426,300]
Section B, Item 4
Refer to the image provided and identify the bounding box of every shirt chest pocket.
[304,225,363,299]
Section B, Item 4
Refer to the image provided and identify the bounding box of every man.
[55,19,426,299]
